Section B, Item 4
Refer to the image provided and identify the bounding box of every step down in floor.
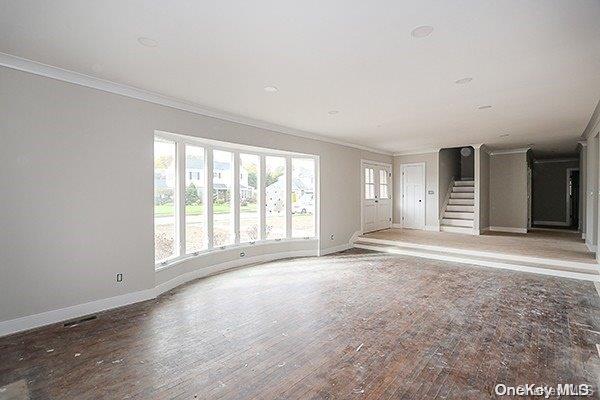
[353,237,600,282]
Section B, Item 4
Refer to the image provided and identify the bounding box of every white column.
[177,141,186,257]
[286,156,292,239]
[259,155,266,240]
[233,151,240,245]
[579,142,587,238]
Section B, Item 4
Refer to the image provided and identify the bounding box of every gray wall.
[393,152,439,229]
[580,145,587,234]
[478,148,490,230]
[531,160,579,225]
[460,148,474,180]
[438,148,460,214]
[0,66,391,323]
[490,153,528,229]
[586,135,598,249]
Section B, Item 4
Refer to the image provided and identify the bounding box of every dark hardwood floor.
[1,249,600,399]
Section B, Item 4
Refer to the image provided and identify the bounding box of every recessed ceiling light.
[264,86,278,93]
[478,105,492,109]
[499,133,509,138]
[328,110,339,115]
[411,26,434,38]
[455,77,473,85]
[137,37,158,47]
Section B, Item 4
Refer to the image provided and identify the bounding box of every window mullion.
[177,141,186,257]
[286,156,292,239]
[259,155,266,240]
[206,147,214,249]
[233,151,240,245]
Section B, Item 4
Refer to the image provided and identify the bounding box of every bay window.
[154,132,318,268]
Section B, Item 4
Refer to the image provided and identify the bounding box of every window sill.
[155,237,318,271]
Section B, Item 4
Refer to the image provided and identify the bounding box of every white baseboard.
[392,223,403,229]
[0,288,156,338]
[489,226,527,234]
[587,242,597,253]
[349,230,362,244]
[582,232,586,240]
[0,249,318,338]
[533,220,569,227]
[320,243,351,256]
[425,225,440,231]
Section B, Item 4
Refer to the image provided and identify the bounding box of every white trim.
[353,243,599,282]
[393,149,439,156]
[582,99,600,139]
[0,248,318,338]
[0,289,155,338]
[587,243,597,252]
[425,225,440,231]
[0,52,391,156]
[349,230,362,244]
[319,243,351,256]
[359,159,392,168]
[533,158,578,164]
[488,226,528,234]
[533,220,570,227]
[392,223,403,229]
[489,147,531,156]
[583,232,586,239]
[400,162,426,230]
[578,141,588,148]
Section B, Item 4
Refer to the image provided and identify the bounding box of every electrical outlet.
[330,234,335,240]
[116,273,123,283]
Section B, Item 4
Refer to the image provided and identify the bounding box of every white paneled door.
[362,162,392,233]
[401,163,425,229]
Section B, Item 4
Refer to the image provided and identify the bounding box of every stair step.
[442,218,473,227]
[444,211,474,220]
[451,192,474,199]
[453,186,474,193]
[454,180,475,186]
[352,240,600,282]
[440,226,474,234]
[447,205,474,212]
[448,198,474,205]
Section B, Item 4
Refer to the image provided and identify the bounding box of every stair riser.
[454,181,474,186]
[440,226,474,234]
[451,193,474,199]
[448,199,474,205]
[447,205,474,212]
[442,218,473,227]
[453,187,474,193]
[444,212,474,220]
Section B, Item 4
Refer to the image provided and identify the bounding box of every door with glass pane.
[362,162,392,233]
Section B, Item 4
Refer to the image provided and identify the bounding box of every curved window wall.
[154,131,318,267]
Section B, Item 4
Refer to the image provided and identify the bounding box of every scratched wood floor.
[1,249,600,400]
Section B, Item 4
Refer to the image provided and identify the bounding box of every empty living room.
[2,1,600,399]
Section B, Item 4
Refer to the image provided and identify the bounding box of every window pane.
[240,154,259,243]
[154,138,177,263]
[213,150,234,247]
[185,145,206,253]
[265,156,286,239]
[292,158,316,238]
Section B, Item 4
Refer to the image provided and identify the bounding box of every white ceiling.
[1,0,599,155]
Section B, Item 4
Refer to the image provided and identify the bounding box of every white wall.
[0,66,391,326]
[393,152,439,229]
[580,145,587,235]
[438,148,460,215]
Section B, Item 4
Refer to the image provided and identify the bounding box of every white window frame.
[154,130,319,269]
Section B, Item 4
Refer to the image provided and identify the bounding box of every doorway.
[401,163,426,230]
[362,161,392,233]
[567,168,579,228]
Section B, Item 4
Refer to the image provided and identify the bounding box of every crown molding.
[393,148,440,156]
[489,147,531,156]
[533,158,578,164]
[578,140,587,148]
[0,52,392,156]
[582,99,600,140]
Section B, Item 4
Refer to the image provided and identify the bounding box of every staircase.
[440,180,474,234]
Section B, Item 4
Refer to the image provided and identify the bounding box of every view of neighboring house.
[154,157,254,202]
